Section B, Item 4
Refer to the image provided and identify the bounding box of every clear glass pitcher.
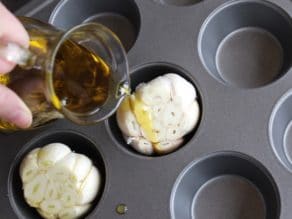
[0,17,130,131]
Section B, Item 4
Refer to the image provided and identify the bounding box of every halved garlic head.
[117,73,200,155]
[20,143,101,219]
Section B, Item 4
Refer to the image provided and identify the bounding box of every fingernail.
[19,112,32,128]
[10,108,32,129]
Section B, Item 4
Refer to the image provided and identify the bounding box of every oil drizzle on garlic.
[128,95,157,143]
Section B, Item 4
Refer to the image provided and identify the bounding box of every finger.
[0,84,32,128]
[0,58,15,73]
[0,3,29,74]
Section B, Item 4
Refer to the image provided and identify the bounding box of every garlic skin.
[20,143,101,219]
[117,73,200,155]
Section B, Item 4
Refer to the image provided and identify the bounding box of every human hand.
[0,3,32,128]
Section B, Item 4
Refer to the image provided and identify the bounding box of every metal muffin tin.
[2,0,292,218]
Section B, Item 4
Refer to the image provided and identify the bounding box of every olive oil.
[53,40,110,113]
[119,95,158,143]
[0,38,110,130]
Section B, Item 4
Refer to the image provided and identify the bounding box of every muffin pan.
[1,0,292,218]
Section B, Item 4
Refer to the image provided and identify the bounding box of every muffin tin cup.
[49,0,141,52]
[170,152,280,219]
[198,0,292,88]
[8,130,106,219]
[270,89,292,172]
[106,62,203,157]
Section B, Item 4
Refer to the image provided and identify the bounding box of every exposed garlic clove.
[125,136,154,155]
[19,148,40,183]
[78,167,100,205]
[53,153,77,174]
[37,143,71,169]
[37,208,57,219]
[181,101,200,134]
[59,186,79,207]
[153,138,184,154]
[23,173,48,207]
[165,73,197,107]
[39,199,62,215]
[116,96,142,137]
[44,180,59,201]
[72,154,93,182]
[160,102,184,127]
[136,76,172,105]
[59,204,91,219]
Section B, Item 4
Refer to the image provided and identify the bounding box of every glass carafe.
[0,17,130,131]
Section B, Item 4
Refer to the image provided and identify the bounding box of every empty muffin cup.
[8,130,106,219]
[269,89,292,172]
[152,0,202,7]
[198,0,292,88]
[106,62,202,157]
[49,0,141,52]
[170,152,280,219]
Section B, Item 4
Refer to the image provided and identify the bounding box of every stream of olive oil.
[0,38,110,130]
